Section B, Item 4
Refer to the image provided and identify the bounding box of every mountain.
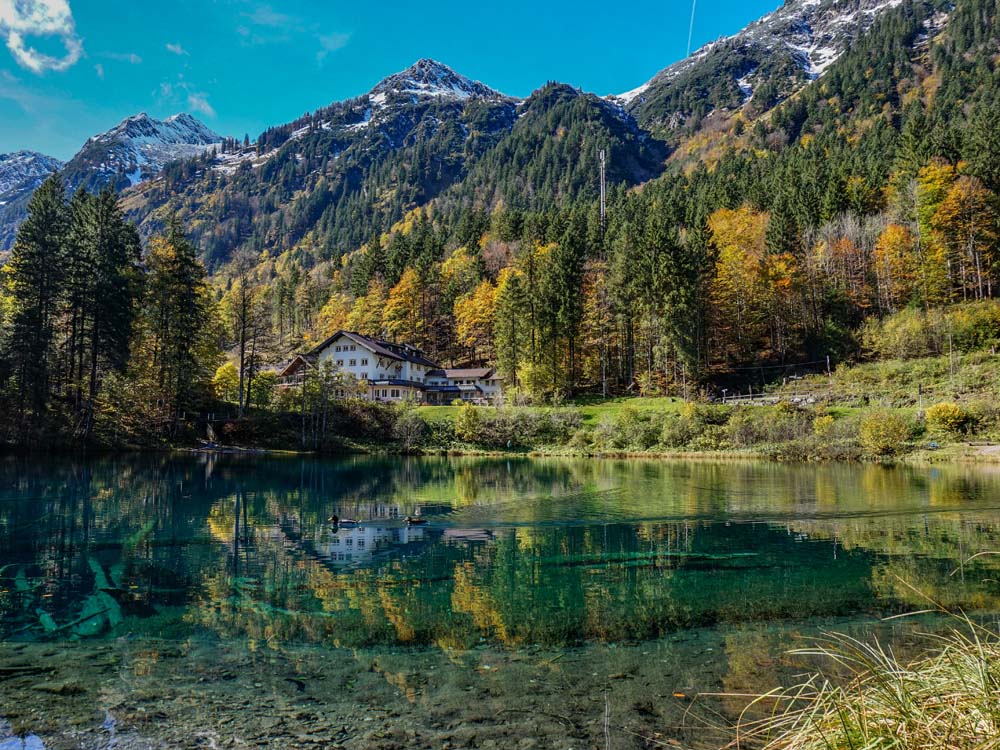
[618,0,914,136]
[436,83,666,216]
[0,112,220,250]
[0,151,64,249]
[120,59,664,268]
[62,112,221,192]
[0,151,63,198]
[0,0,960,262]
[369,57,507,103]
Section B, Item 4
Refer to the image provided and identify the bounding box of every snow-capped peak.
[369,58,506,104]
[70,111,222,188]
[90,111,220,148]
[613,0,913,111]
[0,151,64,196]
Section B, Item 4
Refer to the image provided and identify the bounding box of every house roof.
[306,330,439,368]
[277,354,312,378]
[426,367,495,379]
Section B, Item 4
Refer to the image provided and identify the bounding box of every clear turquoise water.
[2,454,1000,748]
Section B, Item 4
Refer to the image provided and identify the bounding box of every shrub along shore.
[205,385,1000,463]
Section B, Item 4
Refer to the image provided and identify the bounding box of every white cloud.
[165,42,187,56]
[247,5,294,28]
[156,75,215,119]
[186,92,215,118]
[316,32,349,63]
[94,62,102,78]
[105,51,141,64]
[0,0,83,73]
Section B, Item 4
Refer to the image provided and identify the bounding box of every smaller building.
[424,367,502,405]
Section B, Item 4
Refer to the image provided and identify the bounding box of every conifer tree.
[72,188,143,437]
[144,219,212,424]
[4,175,69,422]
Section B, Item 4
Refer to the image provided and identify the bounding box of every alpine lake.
[2,453,1000,749]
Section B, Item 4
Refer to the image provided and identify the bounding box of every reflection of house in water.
[320,524,428,566]
[442,528,494,544]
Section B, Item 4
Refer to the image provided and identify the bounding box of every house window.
[336,359,344,367]
[349,359,356,366]
[350,345,356,351]
[361,358,368,366]
[391,389,400,398]
[335,345,341,352]
[361,373,367,380]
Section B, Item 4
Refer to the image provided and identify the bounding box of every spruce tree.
[4,174,69,422]
[145,219,211,424]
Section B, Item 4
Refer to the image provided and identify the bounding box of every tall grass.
[733,616,1000,750]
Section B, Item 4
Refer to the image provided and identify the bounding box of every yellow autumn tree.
[454,279,496,362]
[346,279,387,336]
[914,160,957,304]
[762,252,801,359]
[316,292,351,339]
[873,224,918,311]
[932,175,1000,300]
[708,206,769,361]
[383,267,425,344]
[440,246,480,299]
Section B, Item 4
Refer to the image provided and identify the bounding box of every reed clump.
[735,618,1000,750]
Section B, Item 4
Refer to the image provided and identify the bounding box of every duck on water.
[327,515,427,527]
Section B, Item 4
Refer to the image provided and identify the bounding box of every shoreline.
[5,442,1000,465]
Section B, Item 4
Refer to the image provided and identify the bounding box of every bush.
[454,404,482,442]
[858,410,911,456]
[812,414,835,436]
[726,405,812,447]
[453,406,583,448]
[660,414,698,448]
[392,404,428,451]
[925,402,971,436]
[613,405,660,449]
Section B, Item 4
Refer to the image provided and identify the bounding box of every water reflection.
[1,455,1000,651]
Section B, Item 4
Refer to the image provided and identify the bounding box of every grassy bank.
[410,393,999,461]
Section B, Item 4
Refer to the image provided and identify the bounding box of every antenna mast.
[599,148,607,233]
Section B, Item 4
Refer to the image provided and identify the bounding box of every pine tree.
[965,98,1000,194]
[75,188,143,437]
[4,175,69,423]
[144,219,212,424]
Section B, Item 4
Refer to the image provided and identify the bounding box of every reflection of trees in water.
[3,455,1000,646]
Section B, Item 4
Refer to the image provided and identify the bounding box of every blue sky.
[0,0,781,160]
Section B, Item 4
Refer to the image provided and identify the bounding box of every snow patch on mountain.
[618,0,911,115]
[736,67,759,101]
[72,112,222,187]
[0,151,64,197]
[615,82,650,105]
[369,59,508,104]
